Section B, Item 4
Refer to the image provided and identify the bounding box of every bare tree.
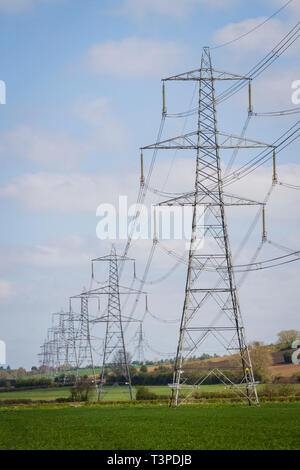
[110,350,133,378]
[249,341,271,379]
[277,330,300,346]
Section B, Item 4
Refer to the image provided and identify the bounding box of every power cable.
[212,0,295,50]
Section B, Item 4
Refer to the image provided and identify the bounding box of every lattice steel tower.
[75,292,96,382]
[134,322,145,365]
[100,247,132,400]
[88,246,143,401]
[143,47,274,407]
[39,310,79,377]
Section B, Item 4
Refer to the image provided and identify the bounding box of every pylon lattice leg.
[167,48,259,407]
[98,246,133,401]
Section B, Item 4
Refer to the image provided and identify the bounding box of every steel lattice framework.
[99,246,134,400]
[143,47,274,407]
[74,246,144,401]
[39,310,79,378]
[132,322,145,365]
[75,294,96,380]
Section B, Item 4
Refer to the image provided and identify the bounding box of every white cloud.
[0,158,300,227]
[229,163,300,223]
[0,171,136,212]
[0,125,87,171]
[286,0,300,15]
[0,0,34,12]
[73,97,129,151]
[213,17,287,52]
[0,236,97,269]
[0,0,60,13]
[212,9,300,58]
[0,98,129,170]
[0,280,15,299]
[266,0,300,16]
[251,66,300,109]
[118,0,239,19]
[86,37,190,78]
[73,97,110,127]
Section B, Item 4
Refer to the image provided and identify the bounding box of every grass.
[0,403,299,450]
[0,386,165,401]
[1,383,299,402]
[0,384,253,402]
[0,387,70,401]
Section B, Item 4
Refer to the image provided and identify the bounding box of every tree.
[248,341,271,381]
[283,351,293,364]
[16,367,26,378]
[38,365,49,374]
[277,330,300,347]
[0,369,10,380]
[30,366,38,375]
[154,365,169,372]
[199,353,215,360]
[110,350,133,378]
[70,378,92,402]
[136,386,157,400]
[140,365,148,373]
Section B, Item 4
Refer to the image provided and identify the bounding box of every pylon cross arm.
[157,192,264,207]
[163,68,250,81]
[142,130,273,150]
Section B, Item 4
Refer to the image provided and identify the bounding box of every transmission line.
[212,0,295,50]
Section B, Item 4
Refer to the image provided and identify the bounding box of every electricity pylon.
[39,337,52,371]
[142,47,275,407]
[76,245,145,401]
[74,291,97,384]
[39,315,62,374]
[39,310,78,377]
[133,322,145,365]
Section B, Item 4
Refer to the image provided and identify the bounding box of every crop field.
[0,383,299,402]
[0,403,299,450]
[0,384,228,401]
[0,385,169,401]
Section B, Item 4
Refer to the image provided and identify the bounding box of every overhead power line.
[166,21,300,118]
[253,107,300,117]
[212,0,295,50]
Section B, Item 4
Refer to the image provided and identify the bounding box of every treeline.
[106,371,172,386]
[0,375,76,390]
[0,377,53,389]
[105,368,267,386]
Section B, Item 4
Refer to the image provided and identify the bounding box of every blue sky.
[0,0,299,369]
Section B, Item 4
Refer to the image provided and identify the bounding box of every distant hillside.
[269,349,300,377]
[146,345,300,379]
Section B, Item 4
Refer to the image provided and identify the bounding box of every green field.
[0,403,299,450]
[0,384,259,402]
[0,383,299,402]
[0,384,214,401]
[0,385,169,401]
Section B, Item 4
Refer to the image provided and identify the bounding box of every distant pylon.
[39,338,51,370]
[142,47,275,407]
[137,322,145,365]
[99,247,133,400]
[39,310,78,377]
[76,245,145,401]
[75,291,97,385]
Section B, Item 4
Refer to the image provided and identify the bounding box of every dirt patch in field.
[269,363,300,377]
[271,351,285,365]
